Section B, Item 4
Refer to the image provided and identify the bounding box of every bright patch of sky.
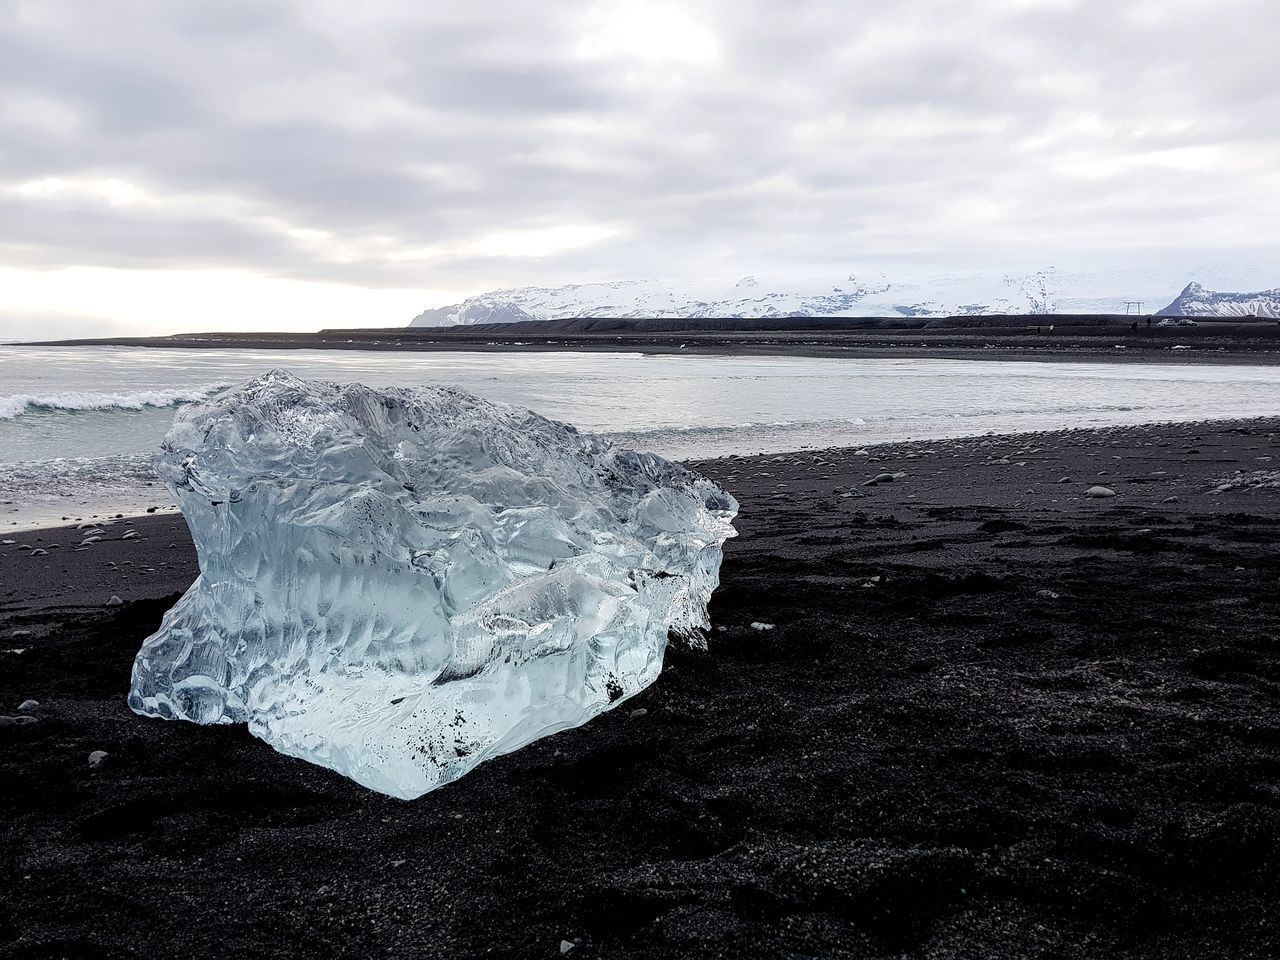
[0,0,1277,337]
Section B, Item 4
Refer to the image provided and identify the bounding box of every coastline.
[19,321,1280,365]
[6,413,1280,535]
[3,416,1279,956]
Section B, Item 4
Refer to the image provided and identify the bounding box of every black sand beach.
[3,418,1280,958]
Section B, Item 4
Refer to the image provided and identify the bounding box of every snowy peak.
[1158,282,1280,318]
[411,298,539,327]
[409,268,1279,327]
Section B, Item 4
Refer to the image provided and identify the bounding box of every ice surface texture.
[128,370,737,798]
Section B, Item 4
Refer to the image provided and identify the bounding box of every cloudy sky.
[2,0,1278,337]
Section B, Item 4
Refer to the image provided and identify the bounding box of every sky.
[2,0,1278,338]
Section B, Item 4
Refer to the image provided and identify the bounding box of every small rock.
[9,629,32,639]
[105,596,124,607]
[1085,486,1116,499]
[17,699,39,711]
[30,548,47,556]
[88,750,109,769]
[560,942,576,955]
[121,531,140,540]
[1036,589,1059,600]
[1161,496,1180,504]
[750,622,776,631]
[628,708,648,719]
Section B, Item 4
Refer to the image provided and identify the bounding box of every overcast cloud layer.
[2,0,1278,336]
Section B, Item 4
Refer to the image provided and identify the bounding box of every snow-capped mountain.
[1157,283,1280,318]
[409,267,1278,327]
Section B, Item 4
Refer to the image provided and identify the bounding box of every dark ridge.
[402,314,1132,334]
[17,313,1280,364]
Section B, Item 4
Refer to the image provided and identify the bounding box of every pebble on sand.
[864,473,898,486]
[105,595,124,607]
[1085,486,1116,498]
[629,708,649,719]
[17,699,39,711]
[88,750,109,769]
[750,622,776,631]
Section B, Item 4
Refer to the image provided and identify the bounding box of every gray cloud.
[1,0,1277,324]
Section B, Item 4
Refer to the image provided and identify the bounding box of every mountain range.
[410,267,1280,327]
[1157,282,1280,318]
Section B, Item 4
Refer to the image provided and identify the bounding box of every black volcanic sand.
[3,419,1280,959]
[32,323,1280,365]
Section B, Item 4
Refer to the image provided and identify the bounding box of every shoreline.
[18,324,1280,365]
[3,416,1280,956]
[5,413,1279,535]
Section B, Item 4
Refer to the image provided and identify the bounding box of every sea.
[2,344,1278,530]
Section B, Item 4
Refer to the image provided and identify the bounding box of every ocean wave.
[603,415,868,440]
[0,383,229,421]
[0,453,158,492]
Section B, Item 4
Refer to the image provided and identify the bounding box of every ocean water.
[2,345,1278,529]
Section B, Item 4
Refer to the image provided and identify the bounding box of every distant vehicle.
[1156,318,1178,327]
[1176,318,1198,327]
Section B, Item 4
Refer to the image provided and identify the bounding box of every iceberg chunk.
[128,370,737,798]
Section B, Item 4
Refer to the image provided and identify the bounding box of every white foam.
[0,384,229,421]
[0,454,171,530]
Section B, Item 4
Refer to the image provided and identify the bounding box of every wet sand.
[2,418,1279,958]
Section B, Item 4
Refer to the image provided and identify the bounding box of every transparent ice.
[128,370,737,798]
